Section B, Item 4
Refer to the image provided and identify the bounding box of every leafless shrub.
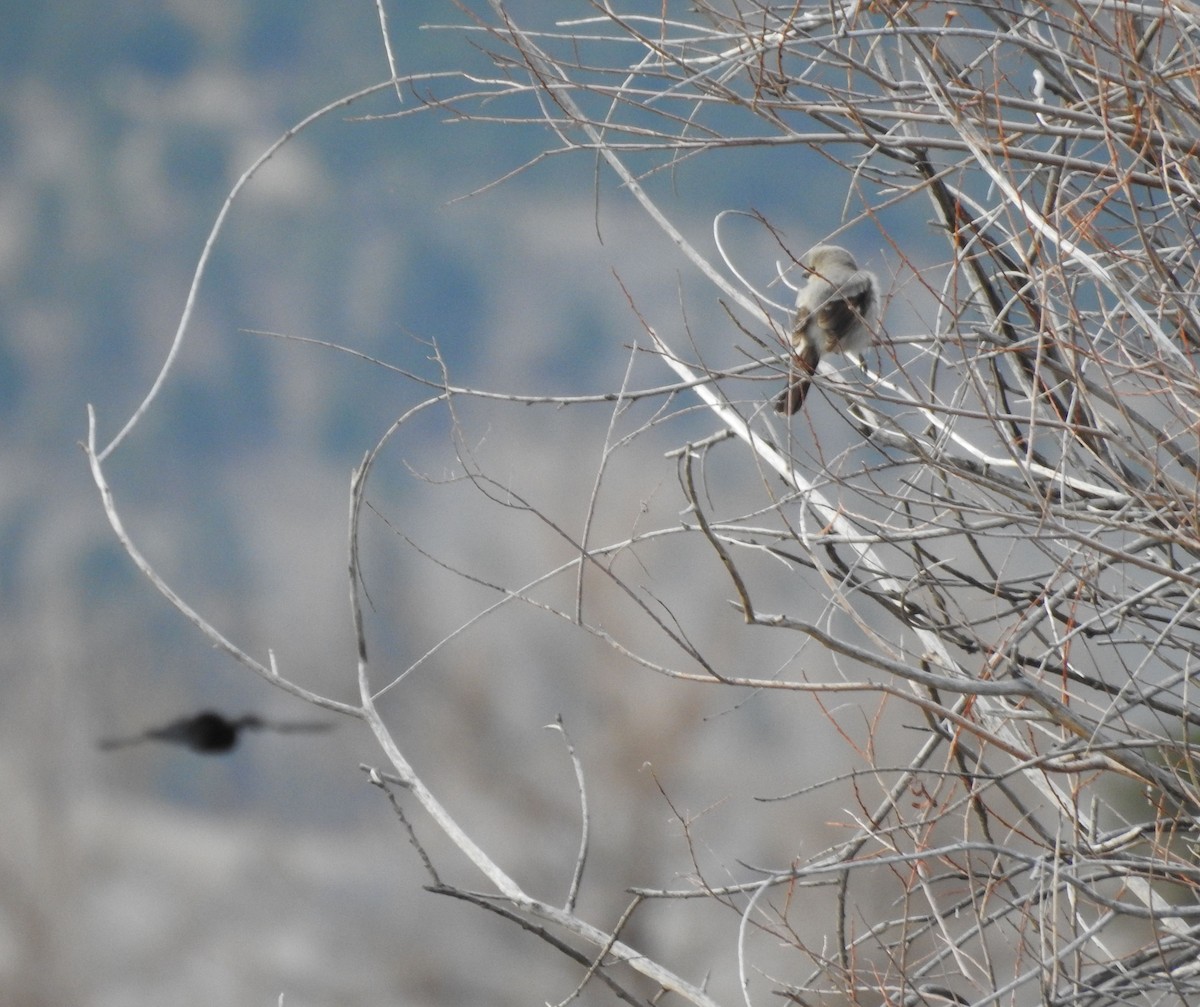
[88,2,1200,1005]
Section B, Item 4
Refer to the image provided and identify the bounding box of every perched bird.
[98,709,333,755]
[775,244,879,414]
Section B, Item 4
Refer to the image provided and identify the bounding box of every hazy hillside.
[2,5,893,1005]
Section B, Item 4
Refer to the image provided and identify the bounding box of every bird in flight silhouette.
[98,710,333,755]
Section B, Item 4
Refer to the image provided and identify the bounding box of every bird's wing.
[789,303,811,346]
[97,733,151,750]
[257,720,336,734]
[831,271,875,304]
[815,272,875,335]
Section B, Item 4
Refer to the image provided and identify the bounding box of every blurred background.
[1,4,905,1004]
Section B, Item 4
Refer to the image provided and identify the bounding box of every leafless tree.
[87,2,1200,1005]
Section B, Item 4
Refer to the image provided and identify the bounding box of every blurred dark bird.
[98,709,334,755]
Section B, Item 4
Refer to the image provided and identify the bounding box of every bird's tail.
[774,344,820,415]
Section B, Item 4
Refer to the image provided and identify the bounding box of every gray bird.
[775,245,879,414]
